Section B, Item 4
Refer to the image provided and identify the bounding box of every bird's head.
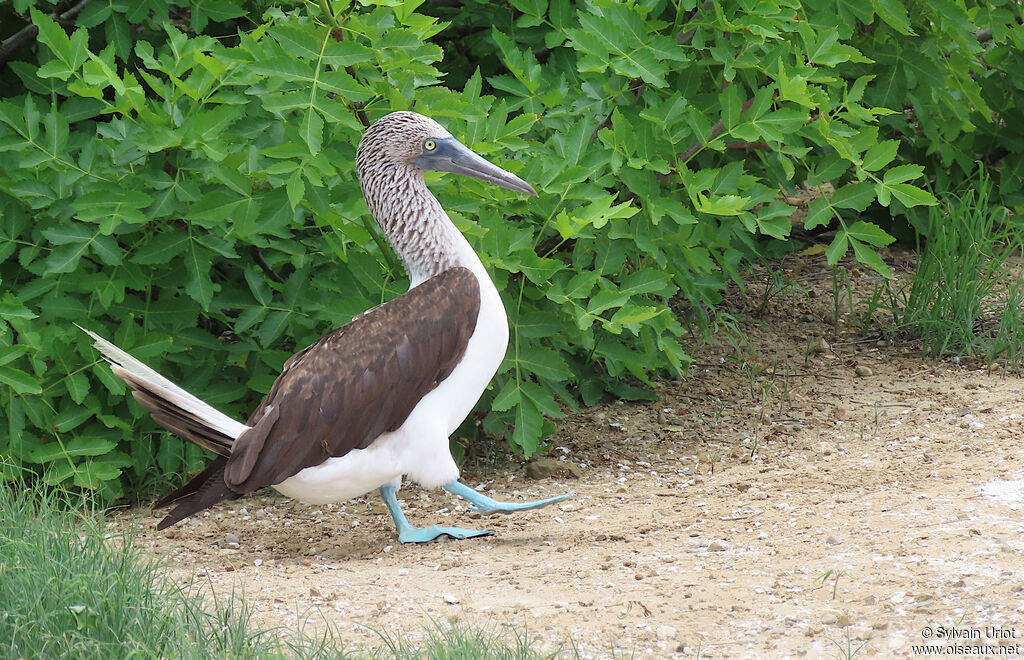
[356,111,537,197]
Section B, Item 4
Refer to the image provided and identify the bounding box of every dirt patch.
[116,252,1024,657]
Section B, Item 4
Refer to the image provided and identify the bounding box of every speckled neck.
[357,162,462,285]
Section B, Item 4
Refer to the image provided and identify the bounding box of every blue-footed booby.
[80,111,569,543]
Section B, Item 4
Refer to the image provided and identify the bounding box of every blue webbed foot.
[397,525,492,544]
[379,485,492,544]
[444,480,572,515]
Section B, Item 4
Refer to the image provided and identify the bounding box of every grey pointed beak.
[414,138,537,197]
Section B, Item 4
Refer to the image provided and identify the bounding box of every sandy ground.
[115,254,1024,658]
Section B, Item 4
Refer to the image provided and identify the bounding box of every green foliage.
[0,0,1009,499]
[883,173,1024,364]
[844,0,1024,210]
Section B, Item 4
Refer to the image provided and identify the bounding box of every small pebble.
[443,593,459,605]
[809,337,830,354]
[855,365,873,377]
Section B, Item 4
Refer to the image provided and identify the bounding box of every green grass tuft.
[0,470,583,659]
[884,173,1024,366]
[0,472,295,659]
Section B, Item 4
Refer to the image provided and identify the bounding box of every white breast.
[273,235,509,504]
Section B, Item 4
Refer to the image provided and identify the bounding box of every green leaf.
[184,245,214,310]
[0,294,37,320]
[300,109,324,155]
[887,183,938,207]
[862,139,899,171]
[0,366,41,394]
[846,220,895,247]
[830,182,876,211]
[515,345,572,382]
[694,192,750,216]
[849,236,892,277]
[824,233,849,265]
[73,461,122,489]
[804,197,834,231]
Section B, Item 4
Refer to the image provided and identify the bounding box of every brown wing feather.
[222,266,481,493]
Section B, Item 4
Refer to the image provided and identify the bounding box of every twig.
[724,141,770,151]
[677,95,757,164]
[590,80,645,143]
[249,246,285,284]
[0,0,94,65]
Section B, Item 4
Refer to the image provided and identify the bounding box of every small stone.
[225,532,240,546]
[526,457,582,480]
[826,535,842,546]
[872,620,888,630]
[818,442,836,456]
[809,337,830,354]
[821,613,838,625]
[707,540,728,552]
[443,593,460,605]
[855,365,873,377]
[834,407,848,421]
[656,625,677,639]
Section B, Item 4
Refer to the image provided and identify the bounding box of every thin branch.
[589,81,645,143]
[249,246,286,284]
[677,95,757,164]
[724,141,771,151]
[0,0,94,65]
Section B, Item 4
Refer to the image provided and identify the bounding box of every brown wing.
[222,266,481,493]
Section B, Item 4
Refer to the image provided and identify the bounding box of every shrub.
[5,0,1006,500]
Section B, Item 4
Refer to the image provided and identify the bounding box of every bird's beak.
[414,138,538,197]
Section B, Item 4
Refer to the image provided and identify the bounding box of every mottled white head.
[355,111,536,282]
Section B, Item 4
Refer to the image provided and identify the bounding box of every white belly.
[273,260,508,504]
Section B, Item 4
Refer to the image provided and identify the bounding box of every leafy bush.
[4,0,1010,500]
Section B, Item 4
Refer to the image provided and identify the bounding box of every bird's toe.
[397,525,493,544]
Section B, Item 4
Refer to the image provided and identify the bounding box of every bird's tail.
[77,324,249,457]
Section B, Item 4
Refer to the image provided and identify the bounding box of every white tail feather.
[76,324,249,440]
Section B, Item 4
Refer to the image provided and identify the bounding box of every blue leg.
[379,485,492,543]
[444,480,572,515]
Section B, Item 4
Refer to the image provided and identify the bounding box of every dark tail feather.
[127,378,233,458]
[77,326,248,529]
[78,325,248,456]
[155,458,242,530]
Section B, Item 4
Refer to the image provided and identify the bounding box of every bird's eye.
[424,139,436,151]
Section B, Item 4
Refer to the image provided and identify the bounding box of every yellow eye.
[424,139,436,151]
